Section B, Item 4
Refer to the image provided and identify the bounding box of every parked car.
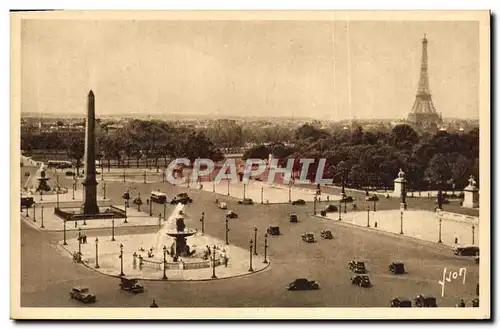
[453,245,479,256]
[389,262,406,274]
[238,198,254,205]
[390,297,412,307]
[301,232,315,243]
[320,230,333,239]
[351,275,371,288]
[226,210,238,218]
[348,260,367,274]
[414,294,437,307]
[65,171,75,176]
[292,199,306,205]
[21,196,34,209]
[287,278,319,291]
[267,226,280,236]
[150,191,167,204]
[324,204,338,212]
[289,214,298,223]
[365,195,379,202]
[170,193,193,205]
[340,196,354,203]
[218,202,228,210]
[119,278,144,294]
[69,286,96,303]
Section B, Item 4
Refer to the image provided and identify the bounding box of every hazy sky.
[21,19,479,120]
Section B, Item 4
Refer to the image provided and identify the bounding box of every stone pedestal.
[394,176,408,210]
[463,185,479,208]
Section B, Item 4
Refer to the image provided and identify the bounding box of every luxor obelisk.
[82,90,100,214]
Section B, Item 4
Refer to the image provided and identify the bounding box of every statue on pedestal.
[397,168,406,179]
[467,175,477,188]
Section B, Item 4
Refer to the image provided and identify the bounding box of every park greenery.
[21,119,479,191]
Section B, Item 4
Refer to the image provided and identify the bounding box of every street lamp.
[162,245,168,280]
[472,225,475,245]
[211,245,217,279]
[263,233,268,264]
[338,202,342,221]
[78,227,82,254]
[261,186,264,204]
[63,219,67,245]
[366,206,370,227]
[248,239,254,272]
[254,227,258,255]
[149,197,153,216]
[400,211,404,235]
[95,237,100,268]
[103,183,107,200]
[373,200,377,212]
[313,196,317,215]
[438,217,442,243]
[72,181,76,200]
[40,206,44,228]
[288,184,291,203]
[56,188,60,208]
[200,212,205,235]
[163,203,167,221]
[225,217,229,245]
[32,202,36,222]
[227,179,230,196]
[243,183,246,200]
[119,243,124,276]
[111,216,116,241]
[158,213,162,230]
[143,170,147,184]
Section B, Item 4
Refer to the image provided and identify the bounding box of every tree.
[68,139,84,175]
[390,124,419,149]
[243,145,271,160]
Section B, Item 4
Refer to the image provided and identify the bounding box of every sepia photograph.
[10,10,490,320]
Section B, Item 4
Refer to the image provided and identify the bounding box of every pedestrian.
[83,234,87,244]
[454,237,458,245]
[150,299,158,308]
[74,221,77,228]
[459,299,466,307]
[224,256,228,267]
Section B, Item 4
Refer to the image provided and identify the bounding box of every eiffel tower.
[407,34,443,127]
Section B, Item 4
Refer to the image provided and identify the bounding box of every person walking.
[150,299,158,308]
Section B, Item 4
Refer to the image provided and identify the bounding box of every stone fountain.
[165,211,197,258]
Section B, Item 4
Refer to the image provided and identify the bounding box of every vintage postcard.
[10,10,490,320]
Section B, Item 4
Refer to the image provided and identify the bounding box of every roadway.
[20,174,479,307]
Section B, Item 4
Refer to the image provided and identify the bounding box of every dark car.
[324,204,338,212]
[453,245,479,256]
[238,198,254,205]
[365,195,379,202]
[390,297,412,307]
[119,278,144,294]
[289,214,298,223]
[292,199,306,206]
[267,226,280,236]
[349,261,367,274]
[226,210,238,218]
[341,196,354,203]
[414,294,437,307]
[351,275,371,287]
[287,278,319,291]
[320,230,333,239]
[21,196,34,209]
[170,193,193,205]
[301,232,315,243]
[389,262,406,274]
[69,286,96,303]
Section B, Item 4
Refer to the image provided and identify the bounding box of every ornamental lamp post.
[72,181,76,200]
[472,225,475,245]
[32,202,36,222]
[78,227,82,254]
[158,213,162,230]
[373,200,377,212]
[200,212,205,235]
[248,239,254,272]
[263,233,268,264]
[313,196,317,215]
[40,205,44,228]
[227,179,230,196]
[288,184,292,203]
[261,186,264,204]
[367,206,370,227]
[211,245,217,279]
[63,219,67,245]
[243,183,246,200]
[95,237,100,268]
[400,210,404,235]
[111,216,116,241]
[163,202,167,221]
[225,217,229,245]
[103,183,107,200]
[162,245,168,280]
[438,217,443,243]
[338,202,342,221]
[254,227,258,255]
[56,188,60,208]
[119,243,124,276]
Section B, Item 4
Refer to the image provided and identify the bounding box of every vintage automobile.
[119,278,144,293]
[267,226,280,236]
[287,278,319,291]
[389,262,406,274]
[238,198,254,205]
[320,230,333,239]
[289,214,298,223]
[390,297,412,307]
[453,245,479,256]
[226,210,238,219]
[340,196,354,203]
[324,204,338,212]
[348,260,367,274]
[69,286,97,303]
[351,275,372,287]
[150,191,167,204]
[292,199,306,206]
[218,202,228,210]
[21,196,34,209]
[301,232,316,243]
[170,193,193,205]
[414,294,438,307]
[365,195,379,202]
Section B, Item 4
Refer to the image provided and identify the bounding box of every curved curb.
[57,243,271,282]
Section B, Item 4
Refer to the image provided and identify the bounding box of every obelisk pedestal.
[82,90,100,215]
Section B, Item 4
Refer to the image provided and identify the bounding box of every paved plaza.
[319,209,479,247]
[58,232,268,281]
